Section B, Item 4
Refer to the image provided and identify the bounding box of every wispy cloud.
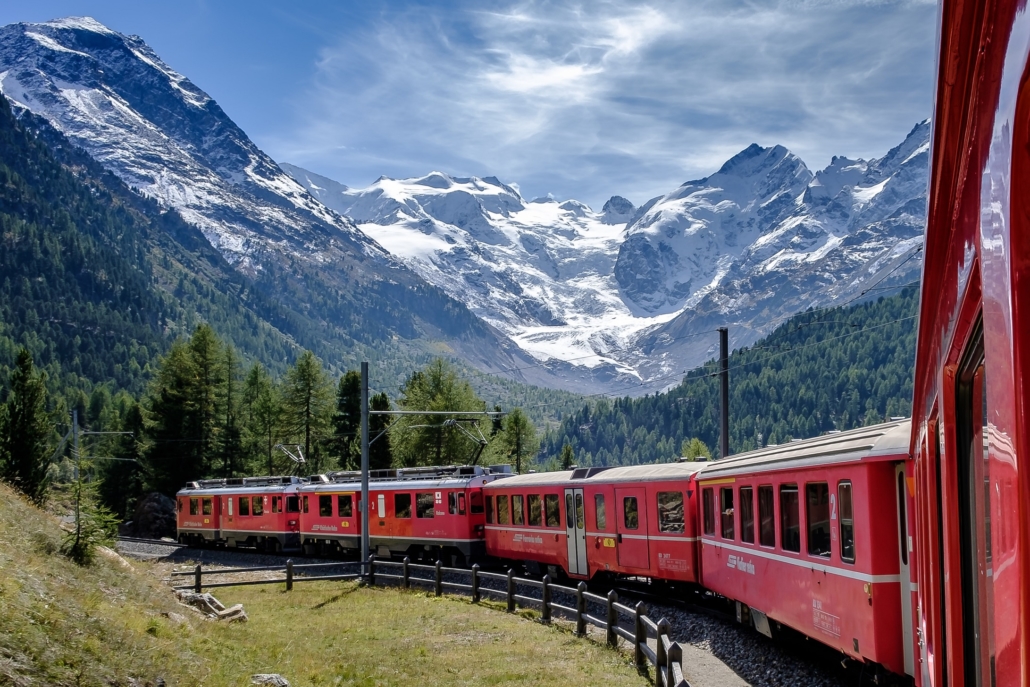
[269,0,936,208]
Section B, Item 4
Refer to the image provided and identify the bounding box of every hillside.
[541,287,917,465]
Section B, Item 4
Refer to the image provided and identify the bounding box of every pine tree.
[681,437,712,461]
[559,442,575,471]
[218,344,243,477]
[143,341,201,495]
[332,370,362,469]
[369,391,393,470]
[1,349,53,504]
[497,408,539,473]
[98,402,145,519]
[282,350,333,474]
[189,324,221,469]
[245,364,282,475]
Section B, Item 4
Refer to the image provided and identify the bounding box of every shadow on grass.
[311,585,361,609]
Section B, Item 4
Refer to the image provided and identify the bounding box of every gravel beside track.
[116,540,907,687]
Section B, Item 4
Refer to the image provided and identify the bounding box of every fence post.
[367,554,376,587]
[575,582,587,636]
[606,590,618,648]
[634,601,647,669]
[471,564,480,603]
[286,559,294,592]
[435,560,443,597]
[194,564,202,593]
[668,641,683,686]
[541,574,552,624]
[403,556,410,589]
[506,569,516,613]
[656,618,670,681]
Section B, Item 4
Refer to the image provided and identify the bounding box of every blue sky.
[0,1,938,209]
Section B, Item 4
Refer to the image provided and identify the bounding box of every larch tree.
[282,350,333,474]
[0,348,53,504]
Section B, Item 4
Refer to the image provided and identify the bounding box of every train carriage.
[484,463,705,582]
[175,479,223,545]
[176,476,305,551]
[695,420,914,678]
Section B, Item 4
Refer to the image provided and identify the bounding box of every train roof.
[696,418,911,480]
[484,461,707,489]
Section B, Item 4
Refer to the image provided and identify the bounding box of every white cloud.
[268,0,937,209]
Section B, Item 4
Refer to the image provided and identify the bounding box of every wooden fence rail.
[171,556,690,686]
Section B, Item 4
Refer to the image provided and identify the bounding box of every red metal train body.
[174,2,1030,682]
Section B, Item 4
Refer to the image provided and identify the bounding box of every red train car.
[484,463,704,582]
[297,465,508,565]
[176,476,305,551]
[913,1,1030,685]
[175,479,223,545]
[694,420,914,678]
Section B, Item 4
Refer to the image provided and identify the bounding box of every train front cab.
[914,1,1030,685]
[176,485,221,545]
[694,421,914,678]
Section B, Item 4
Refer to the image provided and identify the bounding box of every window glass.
[657,491,685,533]
[720,488,735,539]
[469,491,483,514]
[458,493,466,515]
[202,498,212,516]
[623,497,639,530]
[565,493,574,529]
[252,496,263,516]
[303,495,309,514]
[317,494,331,517]
[497,495,510,525]
[486,495,495,523]
[780,485,800,552]
[272,496,281,513]
[528,495,542,526]
[575,493,585,529]
[190,498,199,515]
[806,483,831,557]
[395,493,412,519]
[758,486,775,546]
[448,492,457,515]
[416,493,435,519]
[286,495,300,513]
[839,482,854,563]
[545,494,560,527]
[238,496,250,516]
[702,488,715,536]
[595,494,607,530]
[740,487,754,543]
[512,495,524,525]
[338,494,353,517]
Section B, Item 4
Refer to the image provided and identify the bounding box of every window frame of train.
[202,498,213,516]
[319,494,333,517]
[395,493,412,519]
[739,486,755,544]
[594,494,607,530]
[286,495,300,513]
[528,494,542,526]
[545,494,561,527]
[837,481,855,563]
[416,492,435,519]
[805,482,831,558]
[497,494,510,525]
[338,494,353,517]
[702,487,715,536]
[720,487,735,540]
[239,495,250,517]
[779,484,801,553]
[486,495,495,523]
[447,491,466,516]
[657,491,685,533]
[622,496,640,530]
[189,498,200,515]
[512,494,524,525]
[758,485,775,547]
[252,496,263,516]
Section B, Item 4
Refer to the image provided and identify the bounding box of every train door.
[896,462,915,677]
[563,488,588,576]
[615,487,649,569]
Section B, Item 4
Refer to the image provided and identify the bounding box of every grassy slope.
[0,483,645,686]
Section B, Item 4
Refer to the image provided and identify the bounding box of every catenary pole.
[719,327,730,459]
[360,361,370,570]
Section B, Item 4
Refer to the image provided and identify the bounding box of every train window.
[272,496,280,513]
[780,485,800,552]
[512,495,524,525]
[702,488,715,536]
[806,483,831,558]
[759,486,775,546]
[838,482,854,563]
[595,494,607,530]
[319,495,333,517]
[458,493,466,515]
[575,493,585,529]
[565,493,575,529]
[469,491,483,514]
[740,487,754,543]
[416,493,435,519]
[497,495,510,525]
[528,494,542,526]
[178,499,184,513]
[623,497,639,530]
[657,491,685,533]
[252,496,263,516]
[545,494,561,527]
[448,492,458,515]
[720,488,735,539]
[303,495,309,514]
[202,498,213,516]
[286,495,300,513]
[338,494,353,517]
[238,496,250,516]
[190,498,199,515]
[395,493,412,518]
[486,495,495,523]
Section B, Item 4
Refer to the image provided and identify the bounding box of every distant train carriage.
[176,476,305,551]
[484,463,705,582]
[175,480,223,545]
[297,465,507,565]
[694,420,914,678]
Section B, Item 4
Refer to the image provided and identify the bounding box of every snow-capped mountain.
[0,16,534,382]
[285,122,927,393]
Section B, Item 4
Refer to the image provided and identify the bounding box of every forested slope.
[541,288,917,465]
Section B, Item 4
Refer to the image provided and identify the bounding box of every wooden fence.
[171,557,690,687]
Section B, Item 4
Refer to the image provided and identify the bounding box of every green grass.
[0,481,648,686]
